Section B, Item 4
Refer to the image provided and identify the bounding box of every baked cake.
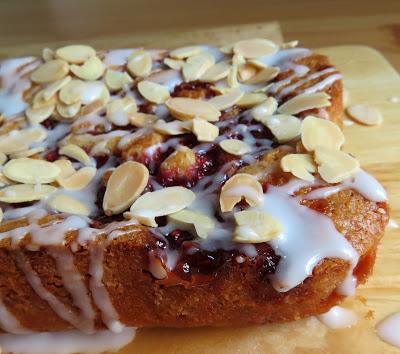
[0,39,389,336]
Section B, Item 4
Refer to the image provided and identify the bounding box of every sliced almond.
[59,144,93,167]
[129,112,158,128]
[346,104,383,126]
[219,139,251,156]
[137,80,170,104]
[233,38,278,58]
[169,46,203,59]
[81,81,109,105]
[104,69,133,91]
[200,61,231,82]
[301,116,344,152]
[219,44,233,54]
[153,119,191,135]
[182,53,215,82]
[281,154,316,182]
[165,97,221,121]
[127,50,152,77]
[56,45,96,64]
[0,172,14,187]
[42,48,54,61]
[32,89,57,109]
[220,173,263,212]
[0,152,7,165]
[264,114,302,143]
[163,58,184,70]
[238,63,258,82]
[280,40,299,49]
[208,88,244,111]
[251,97,278,121]
[232,54,246,67]
[103,161,149,215]
[31,59,69,83]
[227,65,239,88]
[106,96,137,126]
[54,159,76,179]
[26,104,55,124]
[278,92,331,115]
[244,66,280,85]
[192,118,219,142]
[57,101,81,119]
[59,79,86,104]
[57,166,96,190]
[130,186,195,227]
[237,92,267,108]
[3,158,61,184]
[233,210,282,243]
[314,147,360,183]
[70,56,104,81]
[0,207,3,223]
[247,59,268,69]
[42,75,71,100]
[169,209,215,239]
[0,127,47,154]
[10,147,45,159]
[0,184,57,203]
[48,194,90,215]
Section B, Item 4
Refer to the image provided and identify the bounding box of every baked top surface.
[0,39,389,333]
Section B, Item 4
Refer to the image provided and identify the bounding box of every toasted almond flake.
[148,256,167,280]
[106,96,137,126]
[280,40,299,49]
[104,69,133,91]
[25,104,55,124]
[130,186,195,227]
[233,210,282,243]
[232,54,246,67]
[182,53,215,82]
[200,61,231,82]
[70,56,104,81]
[32,89,57,109]
[314,146,360,183]
[251,97,278,121]
[10,147,45,159]
[237,92,267,108]
[247,59,268,69]
[169,46,203,59]
[153,119,191,135]
[31,59,69,83]
[301,116,344,152]
[165,97,221,121]
[0,152,7,165]
[42,75,72,100]
[80,85,110,115]
[57,101,81,119]
[278,92,331,115]
[81,81,109,104]
[137,80,170,104]
[59,144,93,166]
[192,118,219,142]
[127,50,152,77]
[264,114,302,143]
[57,166,96,190]
[103,161,149,215]
[237,63,258,82]
[0,207,3,223]
[59,79,85,104]
[129,112,158,127]
[233,38,278,58]
[42,48,54,61]
[0,184,57,203]
[3,158,60,184]
[227,65,239,88]
[169,209,215,239]
[163,58,184,70]
[0,172,14,187]
[346,104,383,126]
[219,139,251,156]
[54,159,76,179]
[220,173,263,212]
[244,66,280,84]
[48,194,90,215]
[281,154,316,182]
[208,88,244,110]
[56,45,96,64]
[0,127,47,154]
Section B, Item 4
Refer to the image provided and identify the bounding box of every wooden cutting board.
[118,41,400,354]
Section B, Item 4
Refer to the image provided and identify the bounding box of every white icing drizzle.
[0,297,31,334]
[318,306,358,329]
[0,327,136,354]
[342,170,387,202]
[376,312,400,348]
[300,73,342,95]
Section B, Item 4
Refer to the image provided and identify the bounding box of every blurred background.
[0,0,399,69]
